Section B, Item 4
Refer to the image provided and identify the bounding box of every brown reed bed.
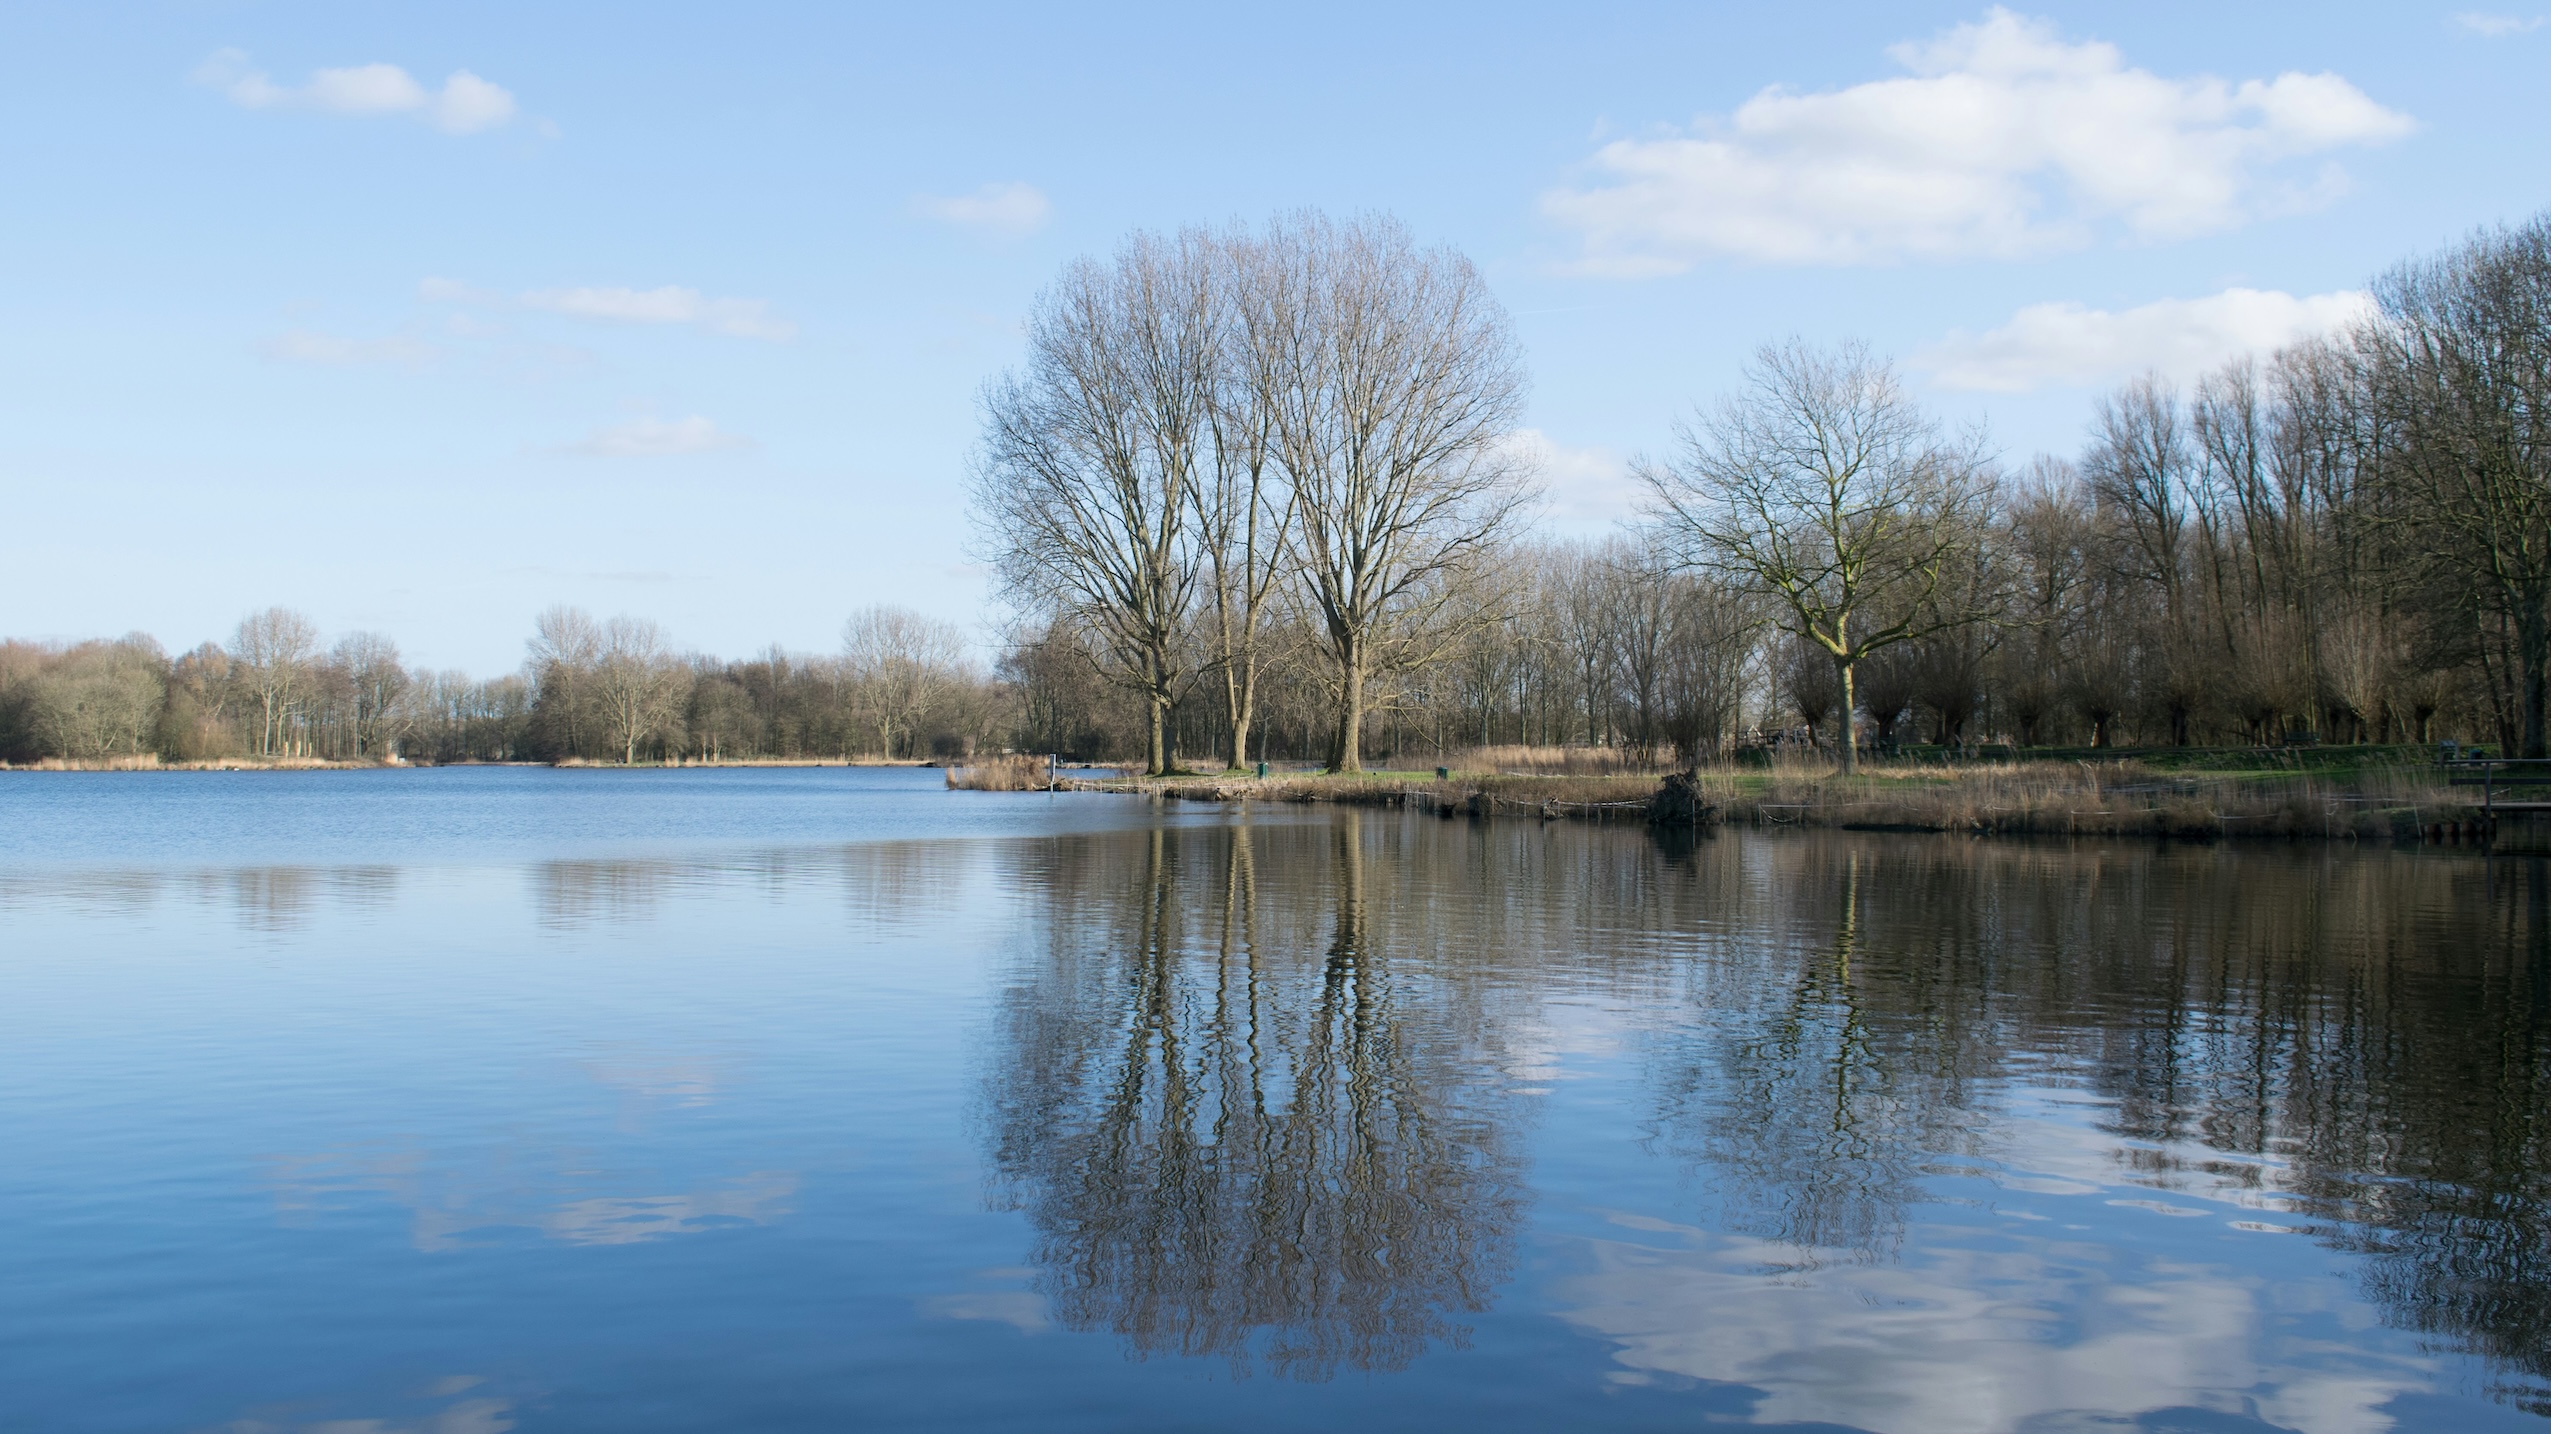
[1442,744,1672,777]
[945,754,1059,791]
[1036,756,2490,842]
[1697,760,2483,840]
[1065,769,1676,824]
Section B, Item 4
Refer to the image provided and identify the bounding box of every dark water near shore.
[2,768,2544,1433]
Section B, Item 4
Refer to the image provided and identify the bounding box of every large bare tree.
[232,607,318,756]
[1256,213,1534,772]
[527,605,603,759]
[1194,236,1297,771]
[594,615,689,765]
[333,632,408,760]
[974,231,1218,775]
[1641,341,1991,775]
[843,604,969,759]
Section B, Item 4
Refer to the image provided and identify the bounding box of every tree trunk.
[1835,656,1858,776]
[1333,655,1365,774]
[2522,586,2549,758]
[1223,662,1255,771]
[1147,697,1168,776]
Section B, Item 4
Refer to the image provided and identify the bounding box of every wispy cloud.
[259,329,438,367]
[1915,287,2374,392]
[909,182,1053,238]
[194,50,518,135]
[426,279,794,342]
[518,286,796,341]
[562,415,754,458]
[2454,10,2548,34]
[1502,428,1640,525]
[1542,8,2413,273]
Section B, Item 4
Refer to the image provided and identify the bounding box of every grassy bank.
[952,752,2494,842]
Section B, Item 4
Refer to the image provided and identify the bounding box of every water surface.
[2,769,2543,1432]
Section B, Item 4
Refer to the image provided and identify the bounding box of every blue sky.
[1,2,2541,674]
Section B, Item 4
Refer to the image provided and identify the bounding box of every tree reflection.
[984,820,1524,1379]
[1649,844,1998,1260]
[981,813,2545,1407]
[1637,836,2549,1410]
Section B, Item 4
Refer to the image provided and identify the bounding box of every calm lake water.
[2,767,2544,1433]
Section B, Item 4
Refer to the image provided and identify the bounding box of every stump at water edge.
[1649,771,1717,828]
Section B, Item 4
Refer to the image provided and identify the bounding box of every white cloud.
[517,286,796,341]
[909,182,1053,238]
[431,72,518,134]
[259,329,437,367]
[299,62,427,115]
[1504,428,1641,525]
[1541,8,2414,272]
[1558,1217,2433,1434]
[1916,286,2374,392]
[2455,12,2549,35]
[417,276,499,305]
[194,50,518,135]
[565,415,753,458]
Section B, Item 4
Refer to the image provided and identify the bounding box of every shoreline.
[989,762,2496,844]
[5,754,2499,845]
[0,757,945,773]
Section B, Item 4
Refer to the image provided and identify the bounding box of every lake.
[1,767,2543,1432]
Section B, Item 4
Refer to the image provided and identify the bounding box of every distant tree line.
[0,603,1004,765]
[6,213,2543,770]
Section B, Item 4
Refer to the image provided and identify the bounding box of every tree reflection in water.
[980,815,2546,1408]
[1638,835,2550,1412]
[984,819,1527,1380]
[1653,845,1996,1262]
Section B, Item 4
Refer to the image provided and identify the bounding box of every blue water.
[1,769,2542,1432]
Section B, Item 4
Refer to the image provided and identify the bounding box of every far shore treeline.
[3,211,2545,773]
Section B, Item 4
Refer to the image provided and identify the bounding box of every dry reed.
[0,754,361,772]
[1690,760,2481,840]
[946,754,1058,791]
[1442,745,1670,777]
[1033,755,2488,842]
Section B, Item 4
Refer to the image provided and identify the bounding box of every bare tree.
[2367,217,2551,754]
[843,605,970,759]
[2084,376,2211,744]
[1258,213,1535,771]
[1996,463,2093,747]
[1554,544,1619,746]
[1656,571,1761,762]
[1604,544,1678,761]
[1641,341,1992,774]
[1778,630,1839,749]
[526,605,604,759]
[25,637,165,759]
[232,607,319,756]
[1196,237,1298,770]
[594,615,689,764]
[333,632,408,760]
[974,230,1216,775]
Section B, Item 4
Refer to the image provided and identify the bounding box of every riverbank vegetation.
[5,213,2545,780]
[951,744,2487,841]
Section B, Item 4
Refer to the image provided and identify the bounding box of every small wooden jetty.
[2444,755,2551,851]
